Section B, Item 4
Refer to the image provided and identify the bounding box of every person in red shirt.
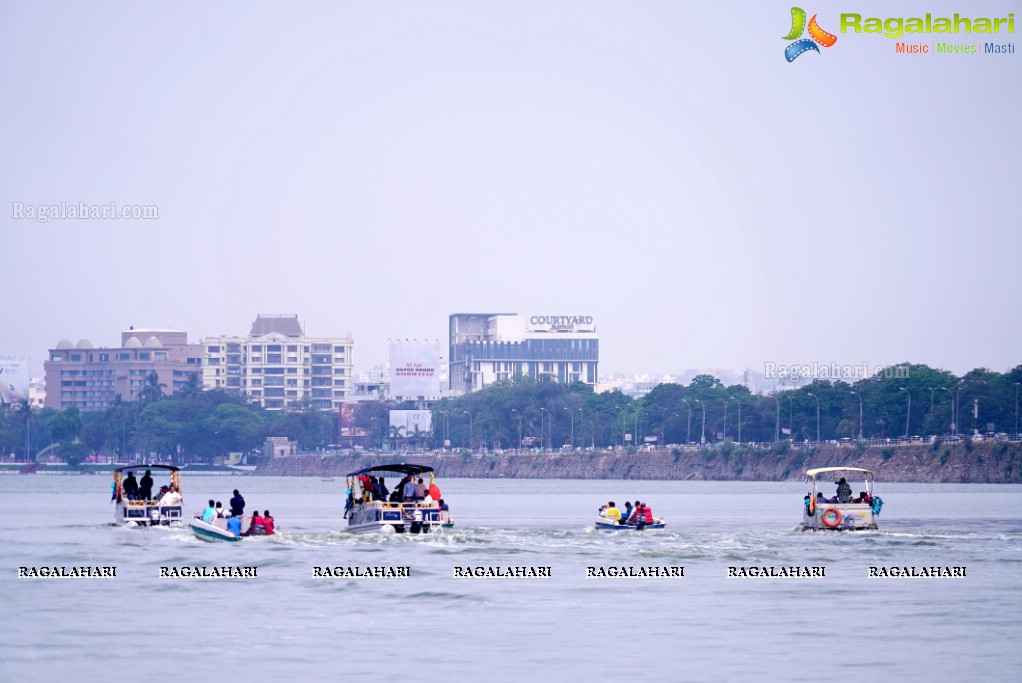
[245,510,265,536]
[262,510,275,535]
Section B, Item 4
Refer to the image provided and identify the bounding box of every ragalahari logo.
[783,7,838,61]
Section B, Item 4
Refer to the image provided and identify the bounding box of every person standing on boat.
[123,472,139,500]
[375,477,389,501]
[414,478,427,500]
[139,470,154,501]
[230,489,245,517]
[835,477,852,503]
[402,477,417,502]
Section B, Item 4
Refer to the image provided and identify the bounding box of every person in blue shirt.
[226,513,242,537]
[201,499,216,523]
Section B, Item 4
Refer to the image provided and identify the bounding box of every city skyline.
[3,2,1019,385]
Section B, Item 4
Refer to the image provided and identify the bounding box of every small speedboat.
[594,517,667,531]
[189,518,242,542]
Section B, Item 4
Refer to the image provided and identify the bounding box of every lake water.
[1,475,1020,681]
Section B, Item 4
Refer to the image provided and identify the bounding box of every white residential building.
[202,315,354,411]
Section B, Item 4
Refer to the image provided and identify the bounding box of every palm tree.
[138,371,166,405]
[179,372,202,399]
[15,399,37,461]
[389,424,405,451]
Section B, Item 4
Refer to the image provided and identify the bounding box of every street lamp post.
[770,395,780,442]
[850,391,863,440]
[955,384,965,437]
[730,397,742,444]
[939,387,953,435]
[681,398,691,444]
[1015,382,1020,436]
[633,408,641,448]
[695,399,706,445]
[807,392,820,443]
[511,409,522,453]
[539,407,548,451]
[900,387,911,438]
[564,406,574,449]
[722,399,729,441]
[462,410,473,451]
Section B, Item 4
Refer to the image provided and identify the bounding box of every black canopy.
[114,464,179,474]
[345,463,434,477]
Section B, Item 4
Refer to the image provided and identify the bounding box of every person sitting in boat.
[438,498,449,512]
[640,502,655,526]
[139,470,154,501]
[159,485,182,507]
[421,490,434,506]
[157,484,170,500]
[246,510,266,536]
[214,501,226,518]
[621,502,634,525]
[601,501,622,524]
[226,512,242,537]
[853,491,871,504]
[835,477,853,503]
[123,472,139,500]
[201,500,216,523]
[230,489,245,517]
[262,510,275,535]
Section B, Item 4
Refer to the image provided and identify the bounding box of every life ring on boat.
[821,508,842,528]
[808,496,815,515]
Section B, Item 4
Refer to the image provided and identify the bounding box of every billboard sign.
[0,358,30,405]
[390,340,441,398]
[389,410,433,437]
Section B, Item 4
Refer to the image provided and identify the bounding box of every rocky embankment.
[255,440,1021,483]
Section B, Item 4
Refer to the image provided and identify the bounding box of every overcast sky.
[2,0,1019,380]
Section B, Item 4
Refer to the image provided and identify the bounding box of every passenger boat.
[344,463,452,534]
[594,517,667,531]
[189,518,242,542]
[800,466,883,531]
[112,464,184,526]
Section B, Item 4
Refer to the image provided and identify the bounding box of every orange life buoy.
[808,496,816,515]
[821,508,842,528]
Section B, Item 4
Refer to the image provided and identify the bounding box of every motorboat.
[594,517,667,530]
[112,464,184,526]
[800,466,883,531]
[189,518,242,542]
[344,463,452,534]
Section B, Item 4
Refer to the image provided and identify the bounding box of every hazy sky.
[2,1,1019,380]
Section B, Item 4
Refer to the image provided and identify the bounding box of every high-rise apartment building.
[201,314,353,410]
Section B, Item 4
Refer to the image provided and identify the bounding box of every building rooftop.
[250,315,304,338]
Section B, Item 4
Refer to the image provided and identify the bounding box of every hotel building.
[448,313,599,394]
[44,329,202,410]
[201,315,354,411]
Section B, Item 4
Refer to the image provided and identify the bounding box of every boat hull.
[595,518,667,530]
[800,504,877,531]
[346,502,446,535]
[189,518,242,542]
[115,501,184,526]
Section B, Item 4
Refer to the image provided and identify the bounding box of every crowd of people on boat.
[343,474,448,519]
[598,500,657,527]
[197,489,274,537]
[804,477,873,510]
[116,470,182,507]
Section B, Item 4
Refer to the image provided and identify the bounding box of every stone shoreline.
[255,441,1021,484]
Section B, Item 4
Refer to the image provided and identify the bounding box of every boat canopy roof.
[114,464,180,474]
[346,463,435,477]
[805,466,875,479]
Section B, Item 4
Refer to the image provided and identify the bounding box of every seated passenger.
[246,510,266,536]
[201,499,216,523]
[159,486,182,507]
[641,502,654,525]
[603,501,622,523]
[622,502,634,524]
[262,510,275,535]
[226,512,242,537]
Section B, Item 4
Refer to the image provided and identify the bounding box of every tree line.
[0,372,331,465]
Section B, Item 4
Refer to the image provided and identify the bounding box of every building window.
[50,354,63,362]
[155,352,167,361]
[139,352,150,361]
[207,346,221,353]
[118,353,130,361]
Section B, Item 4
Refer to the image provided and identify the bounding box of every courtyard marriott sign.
[529,315,595,332]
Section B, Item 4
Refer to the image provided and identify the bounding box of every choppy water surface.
[1,476,1020,681]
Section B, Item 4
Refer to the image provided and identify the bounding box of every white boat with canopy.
[112,464,184,526]
[344,463,452,535]
[800,466,883,531]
